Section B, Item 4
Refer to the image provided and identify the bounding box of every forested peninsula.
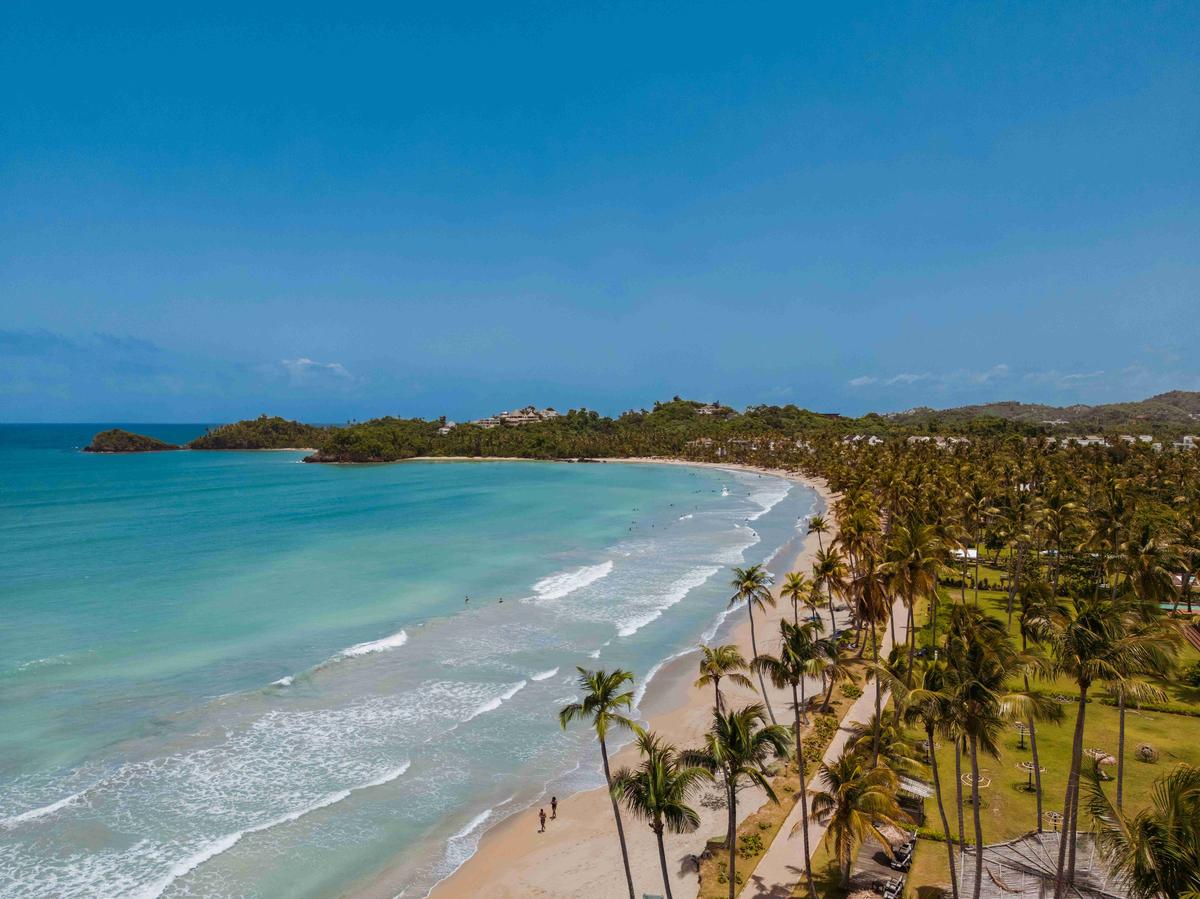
[86,392,1200,464]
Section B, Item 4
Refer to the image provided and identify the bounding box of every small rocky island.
[84,429,182,453]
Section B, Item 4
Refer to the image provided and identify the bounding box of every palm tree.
[730,565,780,724]
[752,620,824,897]
[809,748,911,890]
[1085,763,1200,899]
[812,546,848,636]
[694,644,755,714]
[808,512,831,553]
[1028,596,1170,898]
[883,520,943,683]
[683,704,791,899]
[610,730,712,899]
[903,661,961,899]
[816,632,855,711]
[943,604,1061,899]
[780,571,812,626]
[559,668,638,899]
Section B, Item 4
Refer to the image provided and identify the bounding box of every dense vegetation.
[188,415,329,450]
[83,429,180,453]
[555,420,1200,899]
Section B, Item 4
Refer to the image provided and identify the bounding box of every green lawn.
[900,582,1200,895]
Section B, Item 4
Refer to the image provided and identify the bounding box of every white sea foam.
[529,561,614,601]
[588,649,601,658]
[339,629,408,658]
[632,647,696,711]
[135,762,410,898]
[272,675,294,687]
[678,513,693,520]
[1,788,89,827]
[616,566,721,637]
[746,482,792,521]
[465,680,527,722]
[530,668,559,681]
[721,485,730,497]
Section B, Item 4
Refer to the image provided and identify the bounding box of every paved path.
[740,596,911,899]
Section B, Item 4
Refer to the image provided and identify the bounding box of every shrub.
[1182,661,1200,688]
[840,682,863,700]
[738,833,764,858]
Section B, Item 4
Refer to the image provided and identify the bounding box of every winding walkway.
[740,596,911,898]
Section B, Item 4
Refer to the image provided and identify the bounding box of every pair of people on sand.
[537,796,557,832]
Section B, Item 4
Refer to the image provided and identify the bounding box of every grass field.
[792,574,1200,899]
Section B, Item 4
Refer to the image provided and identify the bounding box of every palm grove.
[560,434,1200,899]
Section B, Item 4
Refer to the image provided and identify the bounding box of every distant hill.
[887,391,1200,435]
[84,429,181,453]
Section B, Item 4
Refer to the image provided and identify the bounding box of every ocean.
[0,424,818,898]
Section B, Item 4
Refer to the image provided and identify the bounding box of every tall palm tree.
[812,546,848,636]
[807,512,831,553]
[683,704,791,899]
[1086,763,1200,899]
[1028,596,1169,898]
[809,748,911,890]
[694,644,755,714]
[903,661,961,899]
[883,520,943,683]
[752,620,824,898]
[852,551,891,766]
[610,731,712,899]
[944,604,1061,899]
[780,571,812,626]
[559,668,638,899]
[730,565,780,724]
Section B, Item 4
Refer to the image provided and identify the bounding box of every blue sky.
[2,2,1197,422]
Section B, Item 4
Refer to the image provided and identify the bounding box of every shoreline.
[349,459,834,899]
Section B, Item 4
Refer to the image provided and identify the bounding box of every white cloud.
[281,357,351,380]
[848,376,877,387]
[884,372,929,386]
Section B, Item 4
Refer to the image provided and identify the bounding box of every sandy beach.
[351,459,836,899]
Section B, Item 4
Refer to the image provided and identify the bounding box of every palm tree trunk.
[600,737,637,899]
[955,740,965,849]
[727,775,738,899]
[1006,546,1023,628]
[973,534,982,605]
[969,734,985,899]
[715,679,723,715]
[1116,692,1126,811]
[871,623,882,768]
[928,724,960,899]
[793,682,817,898]
[655,824,674,899]
[748,606,777,725]
[1054,684,1088,899]
[827,594,837,637]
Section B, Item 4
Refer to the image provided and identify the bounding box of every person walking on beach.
[550,796,557,819]
[538,808,547,832]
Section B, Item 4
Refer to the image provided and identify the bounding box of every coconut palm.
[780,571,812,626]
[682,704,791,899]
[752,619,824,897]
[1086,763,1200,899]
[1028,597,1171,898]
[729,565,779,724]
[559,668,638,899]
[610,731,712,899]
[883,519,943,681]
[943,604,1061,899]
[807,512,830,553]
[694,644,755,714]
[812,546,848,636]
[816,632,855,711]
[903,661,961,899]
[809,747,911,890]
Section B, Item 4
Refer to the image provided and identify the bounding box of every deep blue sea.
[0,424,817,898]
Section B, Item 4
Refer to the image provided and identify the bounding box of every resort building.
[696,402,723,415]
[437,421,457,435]
[1175,435,1198,449]
[472,406,562,428]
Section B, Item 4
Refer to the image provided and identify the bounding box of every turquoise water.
[0,425,817,898]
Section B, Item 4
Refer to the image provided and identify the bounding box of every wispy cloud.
[884,372,929,386]
[849,364,1009,389]
[281,358,351,381]
[848,375,877,387]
